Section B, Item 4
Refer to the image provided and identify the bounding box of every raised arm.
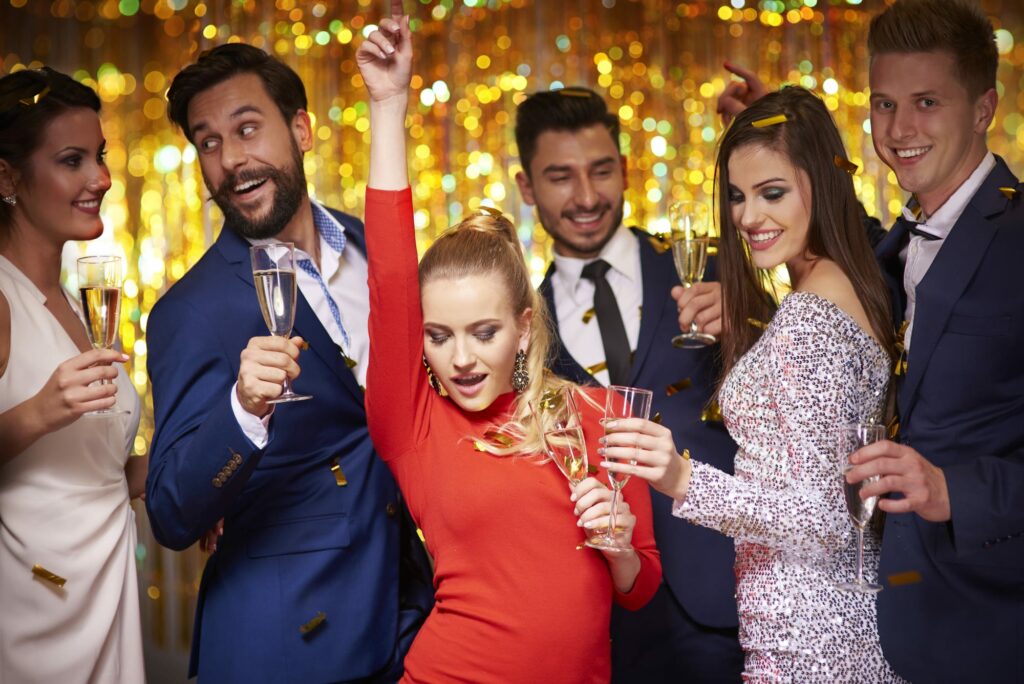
[358,0,412,191]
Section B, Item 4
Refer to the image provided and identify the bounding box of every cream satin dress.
[0,255,144,683]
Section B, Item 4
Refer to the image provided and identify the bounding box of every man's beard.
[211,147,306,240]
[543,196,625,258]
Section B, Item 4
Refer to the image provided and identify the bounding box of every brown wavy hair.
[715,87,896,385]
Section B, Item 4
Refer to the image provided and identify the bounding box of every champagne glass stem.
[281,376,296,396]
[855,526,866,586]
[608,488,620,541]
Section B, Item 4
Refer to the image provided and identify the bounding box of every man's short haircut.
[167,43,308,142]
[514,87,620,175]
[867,0,998,100]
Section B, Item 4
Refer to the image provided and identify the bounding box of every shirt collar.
[902,152,996,240]
[247,200,346,277]
[552,225,639,305]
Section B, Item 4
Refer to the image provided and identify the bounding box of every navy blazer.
[875,157,1024,682]
[146,207,431,682]
[541,229,738,629]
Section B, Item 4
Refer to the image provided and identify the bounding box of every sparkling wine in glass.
[77,255,129,416]
[836,422,885,594]
[250,243,312,404]
[586,385,653,552]
[669,201,716,349]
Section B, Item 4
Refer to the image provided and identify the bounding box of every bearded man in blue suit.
[146,44,431,682]
[514,88,743,683]
[847,1,1024,681]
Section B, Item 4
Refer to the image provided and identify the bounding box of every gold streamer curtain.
[2,0,1023,657]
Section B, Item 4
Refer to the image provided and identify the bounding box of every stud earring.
[422,354,447,397]
[511,349,529,394]
[1,194,16,206]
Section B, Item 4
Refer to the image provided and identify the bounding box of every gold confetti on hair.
[557,87,594,98]
[833,155,858,175]
[751,113,787,128]
[747,317,768,330]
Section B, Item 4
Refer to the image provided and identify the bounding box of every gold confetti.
[833,154,858,174]
[31,564,66,588]
[701,400,724,424]
[330,458,348,487]
[587,464,599,476]
[751,113,787,128]
[747,318,768,330]
[666,378,692,396]
[585,361,608,376]
[652,412,663,424]
[341,353,357,369]
[999,186,1018,200]
[647,234,672,254]
[886,570,922,586]
[582,308,596,324]
[299,611,326,635]
[681,448,691,460]
[482,429,516,448]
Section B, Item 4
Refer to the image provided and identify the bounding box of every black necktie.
[581,259,631,385]
[896,215,941,241]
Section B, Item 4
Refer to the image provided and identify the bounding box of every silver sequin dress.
[674,292,905,683]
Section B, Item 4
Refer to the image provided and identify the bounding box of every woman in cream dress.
[0,68,144,683]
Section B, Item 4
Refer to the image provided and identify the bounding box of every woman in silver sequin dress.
[601,88,906,682]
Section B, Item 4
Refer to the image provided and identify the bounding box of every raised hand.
[236,335,305,417]
[356,0,412,102]
[599,417,692,502]
[33,348,127,429]
[717,60,770,126]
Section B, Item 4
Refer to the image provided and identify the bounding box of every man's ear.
[620,154,628,189]
[973,87,997,135]
[515,169,536,206]
[291,109,314,154]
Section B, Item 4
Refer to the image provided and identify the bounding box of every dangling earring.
[1,194,16,206]
[511,349,529,394]
[422,354,447,397]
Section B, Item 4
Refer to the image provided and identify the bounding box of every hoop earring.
[1,194,16,206]
[511,349,529,394]
[422,354,447,397]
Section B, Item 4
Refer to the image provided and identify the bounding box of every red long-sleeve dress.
[364,188,661,684]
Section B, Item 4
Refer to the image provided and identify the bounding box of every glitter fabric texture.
[675,292,905,683]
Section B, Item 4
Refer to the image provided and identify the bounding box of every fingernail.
[600,461,612,468]
[598,436,606,444]
[605,420,617,429]
[576,519,583,527]
[569,493,576,502]
[583,520,596,529]
[597,447,606,456]
[119,353,129,361]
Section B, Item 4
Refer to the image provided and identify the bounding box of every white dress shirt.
[550,226,643,387]
[231,201,370,447]
[900,152,995,351]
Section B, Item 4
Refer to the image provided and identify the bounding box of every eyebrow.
[55,142,105,156]
[752,177,786,189]
[190,104,264,136]
[870,89,940,100]
[541,155,618,176]
[424,319,503,330]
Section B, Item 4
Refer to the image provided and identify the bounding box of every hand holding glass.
[77,255,129,416]
[669,201,716,349]
[836,422,884,594]
[250,243,312,404]
[586,385,653,551]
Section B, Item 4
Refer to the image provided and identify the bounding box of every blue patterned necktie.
[296,204,350,349]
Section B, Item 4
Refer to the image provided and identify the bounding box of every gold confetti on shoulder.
[999,186,1019,200]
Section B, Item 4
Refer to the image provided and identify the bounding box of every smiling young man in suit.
[847,1,1024,680]
[145,44,431,682]
[514,88,743,683]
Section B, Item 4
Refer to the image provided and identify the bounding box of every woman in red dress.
[357,5,661,683]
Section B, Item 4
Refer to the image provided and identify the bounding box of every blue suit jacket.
[875,157,1024,682]
[540,229,738,629]
[146,208,432,682]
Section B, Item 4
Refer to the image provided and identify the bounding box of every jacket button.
[212,476,223,488]
[385,502,397,518]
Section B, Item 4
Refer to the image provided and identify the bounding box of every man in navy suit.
[146,44,430,682]
[514,88,742,682]
[848,1,1024,680]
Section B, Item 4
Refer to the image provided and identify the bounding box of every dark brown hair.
[0,68,101,229]
[868,0,997,100]
[514,87,620,175]
[715,87,896,383]
[167,43,307,142]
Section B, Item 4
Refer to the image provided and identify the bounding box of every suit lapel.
[899,161,1016,419]
[630,229,674,383]
[216,222,365,405]
[540,264,596,385]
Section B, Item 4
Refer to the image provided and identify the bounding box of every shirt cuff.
[230,382,272,449]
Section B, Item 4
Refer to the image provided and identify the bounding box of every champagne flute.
[836,422,885,594]
[77,255,129,417]
[534,387,588,484]
[586,385,653,551]
[250,243,312,404]
[669,201,716,349]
